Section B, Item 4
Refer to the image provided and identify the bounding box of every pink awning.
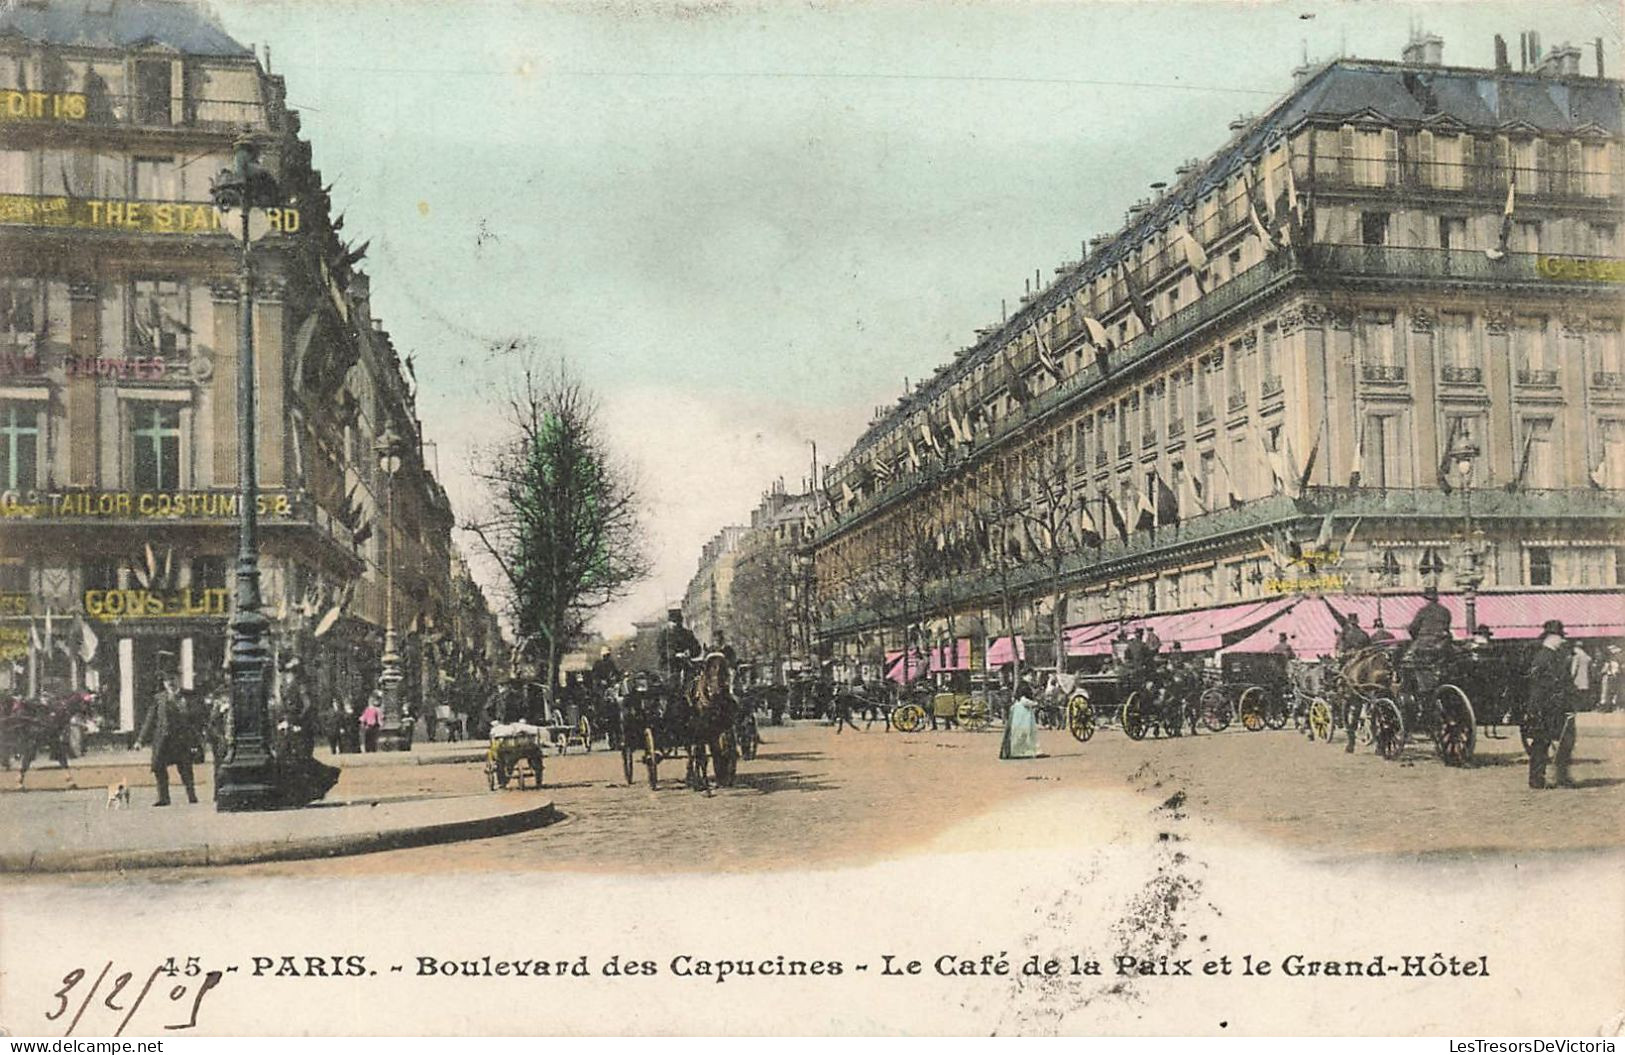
[1230,591,1625,652]
[883,649,929,684]
[928,638,972,673]
[1062,598,1294,656]
[986,635,1026,667]
[1469,591,1625,640]
[1227,598,1340,656]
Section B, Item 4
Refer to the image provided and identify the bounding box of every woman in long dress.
[1000,680,1040,759]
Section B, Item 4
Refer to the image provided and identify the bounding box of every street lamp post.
[373,428,410,750]
[213,134,282,812]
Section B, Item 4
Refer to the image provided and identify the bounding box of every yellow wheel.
[1307,698,1334,742]
[958,699,991,732]
[1067,694,1095,743]
[1239,686,1267,732]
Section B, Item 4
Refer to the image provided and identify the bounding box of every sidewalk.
[0,787,557,873]
[63,735,489,771]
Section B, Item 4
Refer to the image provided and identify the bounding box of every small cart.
[485,721,547,790]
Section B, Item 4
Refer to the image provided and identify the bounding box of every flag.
[1244,173,1281,251]
[1181,468,1208,516]
[1505,426,1537,494]
[841,481,856,508]
[1118,260,1155,335]
[1486,178,1516,261]
[1104,492,1129,543]
[906,439,922,472]
[1592,454,1613,490]
[74,613,98,663]
[352,520,373,548]
[919,421,939,454]
[1437,416,1462,494]
[1175,221,1209,281]
[1077,499,1102,547]
[1134,486,1156,532]
[1313,511,1336,553]
[1003,353,1032,406]
[1032,325,1064,383]
[945,402,968,447]
[1339,516,1362,560]
[1154,474,1180,526]
[1213,449,1244,509]
[1282,160,1308,247]
[1255,422,1288,495]
[1297,422,1323,494]
[1282,433,1303,499]
[1082,315,1114,375]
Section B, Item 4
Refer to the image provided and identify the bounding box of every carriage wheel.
[958,700,991,732]
[1307,698,1335,743]
[644,727,659,789]
[1067,695,1095,743]
[578,716,592,752]
[1371,697,1406,760]
[892,703,926,733]
[1433,684,1477,766]
[1264,690,1289,730]
[1120,692,1149,741]
[1238,686,1267,732]
[1199,688,1232,732]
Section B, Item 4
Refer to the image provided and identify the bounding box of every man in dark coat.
[136,667,198,806]
[657,608,701,683]
[1525,619,1577,789]
[1333,611,1371,655]
[1407,587,1453,656]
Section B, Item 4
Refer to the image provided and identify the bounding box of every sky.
[213,0,1621,637]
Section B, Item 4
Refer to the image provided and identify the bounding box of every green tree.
[466,364,648,698]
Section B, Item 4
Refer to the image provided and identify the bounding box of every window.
[1228,340,1247,404]
[1593,319,1622,380]
[1359,309,1400,380]
[1515,315,1553,382]
[1519,418,1556,488]
[1260,325,1280,392]
[1528,547,1553,587]
[0,150,26,195]
[1200,451,1216,507]
[135,60,172,126]
[1362,414,1391,488]
[1602,421,1625,489]
[130,279,189,356]
[1361,212,1389,247]
[0,279,38,338]
[133,156,177,200]
[1589,224,1617,257]
[0,403,39,492]
[1513,221,1541,254]
[130,404,181,490]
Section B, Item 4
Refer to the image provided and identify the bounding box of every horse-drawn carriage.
[1321,642,1479,765]
[615,653,747,792]
[1064,660,1205,742]
[888,686,994,732]
[484,721,548,789]
[2,692,98,786]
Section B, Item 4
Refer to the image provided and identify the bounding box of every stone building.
[0,0,500,731]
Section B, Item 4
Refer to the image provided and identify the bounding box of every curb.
[0,798,558,874]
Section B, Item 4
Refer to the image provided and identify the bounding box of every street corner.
[0,788,559,875]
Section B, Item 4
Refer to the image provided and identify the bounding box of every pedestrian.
[1523,619,1576,789]
[1333,610,1371,655]
[326,699,345,754]
[832,680,863,734]
[135,664,199,806]
[1000,678,1039,759]
[1599,646,1622,713]
[1570,642,1593,704]
[360,690,383,753]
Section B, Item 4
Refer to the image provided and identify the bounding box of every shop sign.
[1264,573,1347,594]
[84,587,229,621]
[0,592,28,616]
[64,355,171,381]
[0,194,299,236]
[1535,256,1625,283]
[0,625,26,661]
[0,490,294,520]
[0,349,43,377]
[0,90,87,122]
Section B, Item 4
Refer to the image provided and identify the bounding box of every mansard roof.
[0,0,252,59]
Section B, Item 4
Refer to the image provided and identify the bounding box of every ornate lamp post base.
[215,745,279,811]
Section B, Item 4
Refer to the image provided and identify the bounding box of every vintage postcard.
[1,0,1622,1039]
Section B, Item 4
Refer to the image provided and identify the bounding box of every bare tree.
[464,363,649,697]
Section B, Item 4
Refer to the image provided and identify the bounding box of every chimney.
[1494,34,1511,73]
[1291,63,1314,89]
[1402,33,1443,65]
[1537,43,1583,77]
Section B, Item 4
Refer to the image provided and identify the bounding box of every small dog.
[105,781,130,809]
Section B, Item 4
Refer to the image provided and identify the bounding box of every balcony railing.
[1305,154,1623,203]
[1260,374,1284,398]
[1592,371,1625,389]
[0,87,266,132]
[1361,364,1407,383]
[1441,366,1483,385]
[1517,368,1560,387]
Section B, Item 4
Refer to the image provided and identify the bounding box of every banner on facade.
[83,586,231,621]
[0,194,299,236]
[0,89,87,121]
[0,490,294,520]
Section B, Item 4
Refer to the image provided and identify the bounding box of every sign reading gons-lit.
[83,587,230,621]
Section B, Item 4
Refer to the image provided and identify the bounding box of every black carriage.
[616,671,691,788]
[1197,653,1292,733]
[1065,659,1204,743]
[1319,642,1477,765]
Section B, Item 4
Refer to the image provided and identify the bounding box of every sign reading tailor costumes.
[0,490,293,520]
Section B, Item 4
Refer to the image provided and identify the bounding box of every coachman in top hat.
[1525,620,1578,790]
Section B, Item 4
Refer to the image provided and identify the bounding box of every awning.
[986,635,1026,667]
[1063,621,1119,654]
[928,638,972,673]
[883,649,929,684]
[1061,598,1295,656]
[1468,591,1625,640]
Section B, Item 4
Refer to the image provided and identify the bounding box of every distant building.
[682,524,746,646]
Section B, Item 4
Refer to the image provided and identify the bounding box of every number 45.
[160,958,201,977]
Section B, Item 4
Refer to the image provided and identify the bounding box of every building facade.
[682,524,746,647]
[0,0,501,730]
[812,36,1624,668]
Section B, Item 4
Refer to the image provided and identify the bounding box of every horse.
[2,692,95,788]
[685,652,738,793]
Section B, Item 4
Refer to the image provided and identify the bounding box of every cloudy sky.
[215,0,1619,636]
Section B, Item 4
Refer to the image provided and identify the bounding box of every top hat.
[1541,619,1566,638]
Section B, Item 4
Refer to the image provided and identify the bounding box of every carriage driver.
[657,607,703,688]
